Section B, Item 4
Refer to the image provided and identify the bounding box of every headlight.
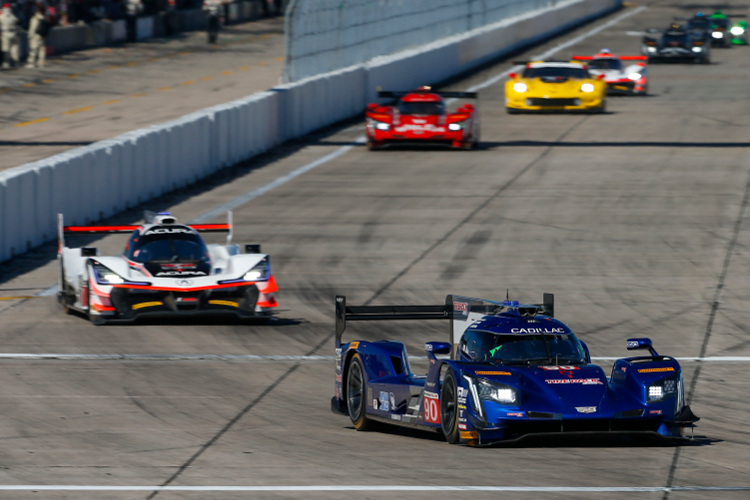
[580,83,595,93]
[692,46,703,52]
[476,378,518,404]
[712,31,723,38]
[366,118,390,131]
[647,376,678,403]
[628,72,641,81]
[513,82,528,93]
[92,262,125,285]
[448,122,464,131]
[647,46,657,53]
[243,257,270,282]
[731,26,745,35]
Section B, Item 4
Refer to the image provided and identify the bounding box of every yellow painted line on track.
[87,68,102,74]
[201,76,213,81]
[15,117,50,127]
[221,71,232,76]
[0,296,36,301]
[66,74,80,78]
[102,99,120,105]
[130,93,147,97]
[42,78,56,84]
[22,83,37,88]
[63,106,94,115]
[275,57,284,62]
[238,66,249,71]
[157,86,172,92]
[180,80,195,85]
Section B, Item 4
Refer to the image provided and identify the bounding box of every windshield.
[588,59,623,70]
[125,231,210,264]
[663,33,688,44]
[398,100,445,116]
[522,66,589,79]
[712,18,729,29]
[688,18,710,29]
[460,331,587,365]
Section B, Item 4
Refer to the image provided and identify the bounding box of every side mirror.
[508,72,517,79]
[425,342,452,355]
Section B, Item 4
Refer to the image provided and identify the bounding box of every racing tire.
[346,354,374,431]
[440,370,460,444]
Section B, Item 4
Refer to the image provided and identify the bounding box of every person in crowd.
[125,0,142,42]
[202,0,220,43]
[162,0,175,36]
[259,0,281,17]
[0,2,20,68]
[26,1,48,68]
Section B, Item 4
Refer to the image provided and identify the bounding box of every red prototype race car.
[365,87,480,150]
[572,49,649,96]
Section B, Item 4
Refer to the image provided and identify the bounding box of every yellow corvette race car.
[505,60,607,114]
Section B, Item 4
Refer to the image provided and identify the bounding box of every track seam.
[662,150,750,500]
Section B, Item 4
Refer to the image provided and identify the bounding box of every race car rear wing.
[335,293,555,353]
[377,90,478,99]
[571,55,648,61]
[57,211,234,252]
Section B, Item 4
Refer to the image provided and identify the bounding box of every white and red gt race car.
[572,50,649,96]
[365,86,480,150]
[57,211,278,325]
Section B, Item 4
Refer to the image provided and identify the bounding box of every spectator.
[259,0,281,17]
[202,0,219,43]
[125,0,141,42]
[162,0,175,36]
[26,1,48,68]
[0,2,20,68]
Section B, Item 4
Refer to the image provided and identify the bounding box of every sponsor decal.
[540,366,580,371]
[575,406,597,413]
[506,412,525,418]
[475,370,511,376]
[423,392,440,424]
[637,367,675,373]
[349,341,359,350]
[511,327,566,334]
[393,124,446,133]
[155,271,207,277]
[389,393,396,411]
[390,414,402,421]
[453,301,469,312]
[176,279,194,286]
[379,392,390,412]
[458,423,467,430]
[144,227,194,235]
[546,378,603,385]
[371,398,377,409]
[627,340,640,349]
[649,409,663,415]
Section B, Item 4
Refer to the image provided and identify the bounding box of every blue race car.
[331,294,699,446]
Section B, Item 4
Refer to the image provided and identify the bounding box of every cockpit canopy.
[124,225,211,276]
[457,327,588,366]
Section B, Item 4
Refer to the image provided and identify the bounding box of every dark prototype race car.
[365,87,480,150]
[642,24,710,63]
[331,294,699,446]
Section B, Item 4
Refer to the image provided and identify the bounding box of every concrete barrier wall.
[283,0,568,83]
[0,0,621,262]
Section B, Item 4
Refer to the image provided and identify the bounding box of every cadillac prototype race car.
[572,49,648,95]
[331,294,699,446]
[365,87,480,150]
[642,24,710,63]
[505,60,607,113]
[57,211,278,324]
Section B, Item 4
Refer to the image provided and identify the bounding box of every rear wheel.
[346,354,374,431]
[440,370,460,443]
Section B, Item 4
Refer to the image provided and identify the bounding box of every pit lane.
[1,1,749,498]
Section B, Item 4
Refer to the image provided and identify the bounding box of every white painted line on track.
[0,485,747,492]
[0,353,748,362]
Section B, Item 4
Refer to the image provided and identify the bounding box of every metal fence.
[282,0,565,82]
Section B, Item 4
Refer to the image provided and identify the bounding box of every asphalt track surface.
[1,1,750,499]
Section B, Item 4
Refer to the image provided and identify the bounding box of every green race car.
[730,19,748,45]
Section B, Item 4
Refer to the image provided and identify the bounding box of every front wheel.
[440,370,460,443]
[346,354,374,431]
